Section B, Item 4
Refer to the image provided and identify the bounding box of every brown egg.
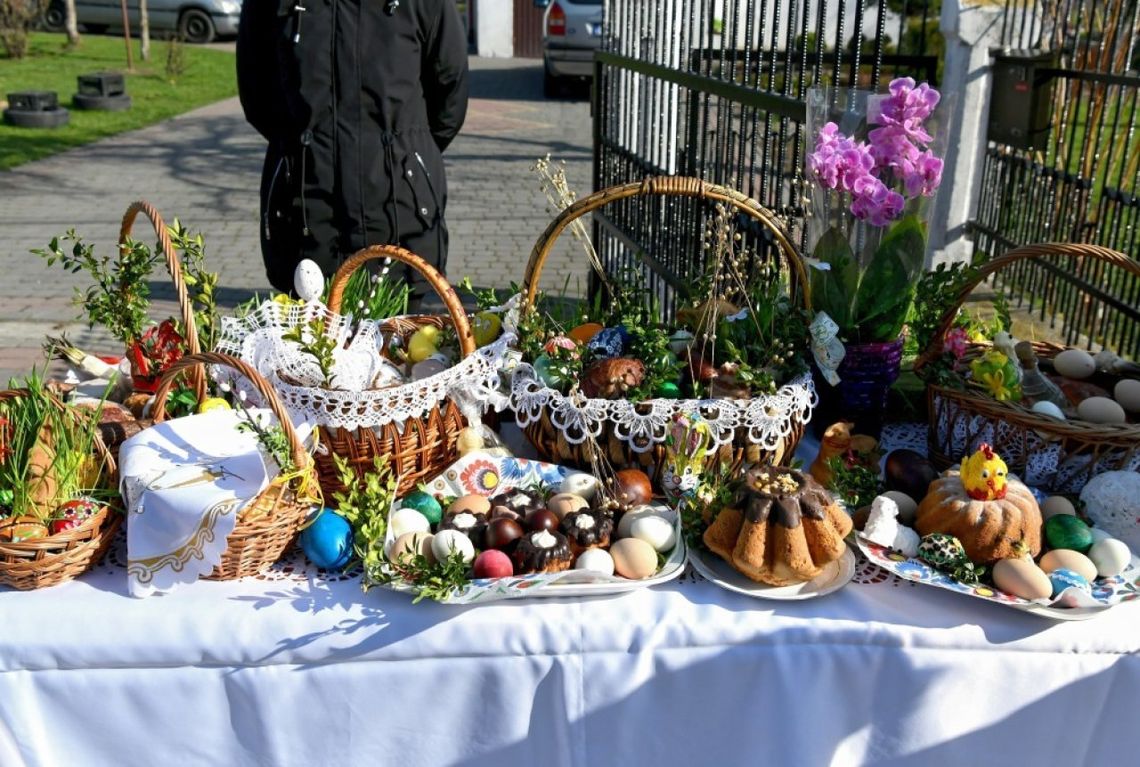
[449,493,492,516]
[526,508,560,534]
[389,532,436,565]
[613,469,653,508]
[547,493,590,521]
[992,558,1052,600]
[610,538,659,580]
[485,517,525,551]
[1039,549,1098,583]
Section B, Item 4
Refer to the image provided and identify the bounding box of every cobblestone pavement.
[0,57,591,383]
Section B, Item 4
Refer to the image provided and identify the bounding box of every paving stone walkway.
[0,57,591,383]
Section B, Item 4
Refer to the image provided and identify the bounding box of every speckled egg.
[547,492,589,520]
[610,537,658,580]
[1088,537,1131,578]
[630,515,676,552]
[1114,379,1140,413]
[390,507,432,539]
[292,259,325,302]
[449,494,492,516]
[389,532,436,565]
[1041,496,1076,520]
[574,548,615,576]
[559,473,600,501]
[432,529,476,563]
[1039,548,1098,582]
[1048,567,1091,599]
[992,557,1053,600]
[1044,514,1094,553]
[1077,396,1127,424]
[1053,349,1096,380]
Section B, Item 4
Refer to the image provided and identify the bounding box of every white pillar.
[928,0,1006,265]
[475,0,514,58]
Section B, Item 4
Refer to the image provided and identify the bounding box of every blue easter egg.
[588,328,625,358]
[1048,567,1090,599]
[300,508,354,572]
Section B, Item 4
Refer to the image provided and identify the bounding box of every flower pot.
[813,336,903,438]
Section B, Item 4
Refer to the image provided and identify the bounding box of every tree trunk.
[65,0,81,46]
[139,0,150,61]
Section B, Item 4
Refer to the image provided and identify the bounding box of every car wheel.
[3,108,70,129]
[543,63,561,99]
[42,2,65,31]
[179,8,216,44]
[73,93,132,112]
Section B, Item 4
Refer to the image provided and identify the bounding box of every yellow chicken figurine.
[960,443,1008,501]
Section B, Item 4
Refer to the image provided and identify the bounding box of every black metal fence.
[591,0,938,316]
[972,0,1140,358]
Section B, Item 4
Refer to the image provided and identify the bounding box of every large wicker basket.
[511,176,816,481]
[0,389,122,590]
[312,244,477,497]
[914,242,1140,492]
[151,352,315,580]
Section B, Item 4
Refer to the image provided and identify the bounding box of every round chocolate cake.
[512,530,573,574]
[437,510,488,550]
[560,510,613,557]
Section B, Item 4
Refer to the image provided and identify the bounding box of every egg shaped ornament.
[300,508,354,571]
[293,259,326,303]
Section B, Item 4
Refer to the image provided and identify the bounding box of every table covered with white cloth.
[2,533,1138,766]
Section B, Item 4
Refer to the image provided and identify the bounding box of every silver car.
[43,0,241,44]
[538,0,603,96]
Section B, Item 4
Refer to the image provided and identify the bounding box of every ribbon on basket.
[118,409,315,597]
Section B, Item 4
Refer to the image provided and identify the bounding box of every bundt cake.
[915,445,1042,565]
[703,467,853,586]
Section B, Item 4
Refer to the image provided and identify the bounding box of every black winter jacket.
[237,0,469,294]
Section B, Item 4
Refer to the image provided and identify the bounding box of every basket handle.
[914,242,1139,372]
[119,201,206,402]
[521,176,811,310]
[326,244,477,358]
[150,352,310,472]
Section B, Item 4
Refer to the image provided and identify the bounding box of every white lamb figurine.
[863,495,921,558]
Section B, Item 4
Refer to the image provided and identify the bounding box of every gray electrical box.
[988,48,1057,151]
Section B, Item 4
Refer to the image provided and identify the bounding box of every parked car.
[42,0,241,44]
[537,0,602,97]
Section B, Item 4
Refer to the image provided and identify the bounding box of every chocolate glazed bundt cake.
[703,468,853,586]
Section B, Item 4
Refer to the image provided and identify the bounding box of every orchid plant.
[806,77,948,345]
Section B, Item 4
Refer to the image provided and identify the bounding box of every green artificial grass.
[0,32,236,170]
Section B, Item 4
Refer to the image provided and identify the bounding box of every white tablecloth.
[2,536,1138,767]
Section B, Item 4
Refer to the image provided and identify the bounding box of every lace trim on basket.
[215,300,514,429]
[509,365,817,452]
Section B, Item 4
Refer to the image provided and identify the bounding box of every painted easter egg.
[300,509,354,571]
[1048,567,1091,599]
[1044,514,1093,553]
[401,490,443,526]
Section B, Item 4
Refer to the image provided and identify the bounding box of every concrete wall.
[475,0,514,58]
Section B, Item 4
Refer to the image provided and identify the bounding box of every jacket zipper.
[264,155,287,240]
[414,151,442,221]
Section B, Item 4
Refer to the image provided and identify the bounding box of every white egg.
[1053,349,1096,379]
[617,506,665,539]
[630,515,677,552]
[559,473,600,502]
[293,259,326,303]
[1114,379,1140,413]
[1077,396,1127,424]
[574,548,615,576]
[1041,496,1076,520]
[1088,537,1132,578]
[431,529,475,563]
[1089,526,1114,543]
[389,508,431,538]
[1031,400,1066,420]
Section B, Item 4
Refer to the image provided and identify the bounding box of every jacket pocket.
[263,149,296,243]
[402,151,440,229]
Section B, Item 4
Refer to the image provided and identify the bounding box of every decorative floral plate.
[688,546,856,601]
[855,536,1140,621]
[378,453,688,604]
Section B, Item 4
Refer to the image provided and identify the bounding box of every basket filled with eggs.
[506,176,817,483]
[853,444,1139,620]
[915,242,1140,494]
[367,453,686,603]
[215,245,514,499]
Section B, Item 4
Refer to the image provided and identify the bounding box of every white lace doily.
[509,365,817,453]
[216,300,514,429]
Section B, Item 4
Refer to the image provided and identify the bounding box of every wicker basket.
[151,352,315,580]
[0,390,122,590]
[914,242,1140,492]
[313,245,478,497]
[513,176,815,481]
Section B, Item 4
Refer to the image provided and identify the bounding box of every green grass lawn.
[0,32,236,170]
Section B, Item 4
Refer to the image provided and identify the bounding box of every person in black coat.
[236,0,469,300]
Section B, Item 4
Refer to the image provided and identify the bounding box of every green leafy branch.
[330,454,398,578]
[282,318,338,388]
[168,220,220,352]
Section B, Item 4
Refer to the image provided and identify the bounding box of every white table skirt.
[2,535,1138,767]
